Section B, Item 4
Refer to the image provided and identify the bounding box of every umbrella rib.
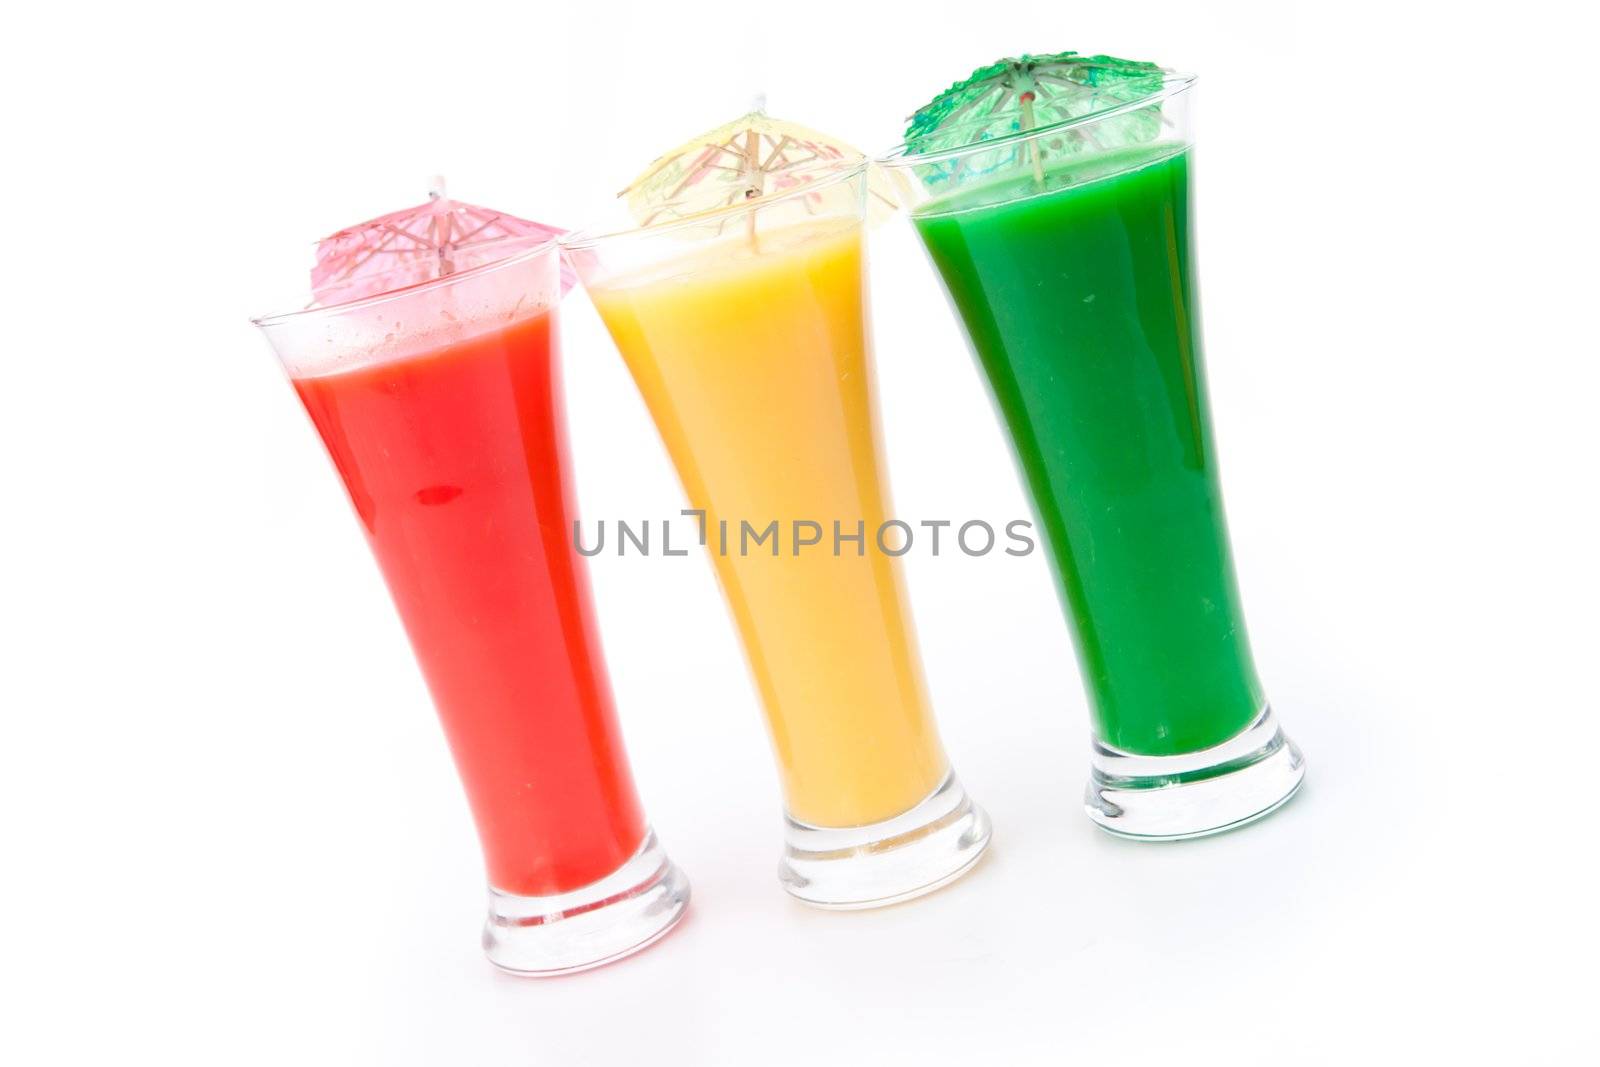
[325,227,405,284]
[453,216,502,243]
[707,142,753,166]
[951,85,1003,127]
[768,146,819,174]
[760,135,793,170]
[458,211,502,238]
[377,222,427,251]
[369,222,427,258]
[659,147,723,204]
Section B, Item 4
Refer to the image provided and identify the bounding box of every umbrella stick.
[428,176,455,278]
[743,128,760,248]
[1020,91,1045,186]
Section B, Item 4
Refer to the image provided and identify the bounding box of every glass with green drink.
[880,54,1305,838]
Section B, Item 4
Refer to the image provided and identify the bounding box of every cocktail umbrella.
[621,105,897,233]
[903,52,1166,182]
[309,177,574,307]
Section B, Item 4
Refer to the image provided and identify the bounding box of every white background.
[4,2,1597,1063]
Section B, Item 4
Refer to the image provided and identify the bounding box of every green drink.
[913,144,1260,756]
[885,56,1304,838]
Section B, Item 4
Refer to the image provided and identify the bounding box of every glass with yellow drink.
[566,144,990,908]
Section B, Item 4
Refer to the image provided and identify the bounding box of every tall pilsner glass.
[881,73,1306,839]
[254,241,688,973]
[565,163,991,907]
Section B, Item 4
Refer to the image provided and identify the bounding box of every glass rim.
[874,70,1196,168]
[250,233,562,328]
[560,156,871,250]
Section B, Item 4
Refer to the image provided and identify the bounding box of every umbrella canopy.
[621,109,896,228]
[310,178,573,307]
[903,52,1167,170]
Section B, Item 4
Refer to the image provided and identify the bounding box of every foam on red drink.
[291,309,646,896]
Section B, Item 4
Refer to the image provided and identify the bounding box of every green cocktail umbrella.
[902,52,1167,183]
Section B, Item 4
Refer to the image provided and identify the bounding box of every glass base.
[1084,705,1305,841]
[482,828,689,977]
[778,771,992,910]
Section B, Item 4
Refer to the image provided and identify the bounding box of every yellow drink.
[587,219,948,828]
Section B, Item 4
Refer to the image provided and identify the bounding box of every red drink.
[292,310,644,896]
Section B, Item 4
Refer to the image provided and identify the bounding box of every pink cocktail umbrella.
[309,177,575,307]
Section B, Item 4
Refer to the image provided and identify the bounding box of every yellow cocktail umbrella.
[621,105,896,230]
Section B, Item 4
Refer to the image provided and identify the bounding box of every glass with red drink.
[254,237,688,975]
